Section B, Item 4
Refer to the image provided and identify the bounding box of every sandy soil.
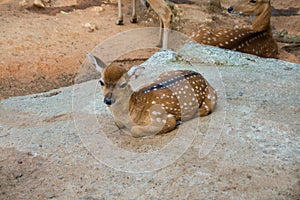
[0,0,299,100]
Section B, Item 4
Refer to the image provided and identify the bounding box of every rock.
[84,22,98,32]
[33,0,45,8]
[19,0,28,7]
[93,6,104,14]
[0,44,299,199]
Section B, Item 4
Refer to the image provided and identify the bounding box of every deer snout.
[227,6,233,13]
[104,97,115,106]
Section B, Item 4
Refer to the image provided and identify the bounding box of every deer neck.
[109,86,135,127]
[110,87,132,112]
[252,5,271,33]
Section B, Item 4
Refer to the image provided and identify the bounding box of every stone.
[33,0,45,8]
[0,43,299,199]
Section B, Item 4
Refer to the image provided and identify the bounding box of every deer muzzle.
[104,97,115,106]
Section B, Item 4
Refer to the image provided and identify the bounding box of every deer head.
[228,0,271,31]
[87,53,144,107]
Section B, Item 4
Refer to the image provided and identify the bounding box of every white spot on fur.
[152,111,161,115]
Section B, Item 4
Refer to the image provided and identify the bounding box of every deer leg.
[154,3,172,49]
[131,124,163,137]
[162,27,169,49]
[116,0,124,25]
[131,105,165,137]
[114,119,126,129]
[199,103,212,117]
[131,115,177,137]
[130,105,176,137]
[199,85,217,116]
[162,13,172,49]
[130,0,138,23]
[157,20,170,49]
[156,19,163,48]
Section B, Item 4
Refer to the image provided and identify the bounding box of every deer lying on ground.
[116,0,173,48]
[191,0,278,58]
[88,53,217,137]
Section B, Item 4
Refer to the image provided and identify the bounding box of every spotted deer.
[191,0,278,58]
[88,53,217,137]
[116,0,173,48]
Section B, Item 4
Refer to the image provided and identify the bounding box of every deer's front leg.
[131,114,177,137]
[199,84,217,117]
[131,124,162,137]
[116,0,124,25]
[130,0,138,23]
[130,106,177,137]
[114,119,126,129]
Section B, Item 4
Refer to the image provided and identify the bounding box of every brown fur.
[191,0,278,58]
[129,70,217,132]
[103,65,127,84]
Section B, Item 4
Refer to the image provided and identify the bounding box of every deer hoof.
[131,126,155,138]
[156,43,162,48]
[131,127,144,138]
[115,19,124,25]
[130,17,138,23]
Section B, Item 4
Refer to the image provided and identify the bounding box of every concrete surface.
[0,43,299,199]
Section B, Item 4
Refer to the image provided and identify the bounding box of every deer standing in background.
[191,0,278,58]
[88,53,217,137]
[116,0,173,48]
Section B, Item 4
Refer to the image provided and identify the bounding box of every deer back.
[129,70,217,126]
[191,27,278,58]
[191,0,278,58]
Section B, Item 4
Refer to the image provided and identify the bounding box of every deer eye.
[99,80,104,86]
[249,0,256,3]
[119,82,127,88]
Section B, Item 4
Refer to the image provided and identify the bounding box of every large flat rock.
[0,43,299,199]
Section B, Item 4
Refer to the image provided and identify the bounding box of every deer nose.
[227,6,233,13]
[104,97,115,106]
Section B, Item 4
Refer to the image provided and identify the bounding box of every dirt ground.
[0,0,299,100]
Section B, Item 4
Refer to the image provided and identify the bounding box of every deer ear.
[127,66,145,79]
[86,53,107,73]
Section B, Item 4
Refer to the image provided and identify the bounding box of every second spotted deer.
[88,53,217,138]
[191,0,278,58]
